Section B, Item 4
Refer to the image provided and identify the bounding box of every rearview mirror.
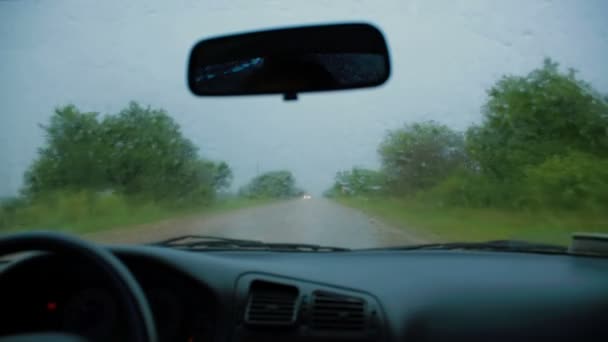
[187,23,391,100]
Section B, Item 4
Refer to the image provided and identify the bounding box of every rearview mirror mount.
[187,23,391,101]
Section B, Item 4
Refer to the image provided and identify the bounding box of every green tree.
[23,105,106,195]
[212,161,233,191]
[240,170,300,198]
[100,102,199,198]
[23,102,229,205]
[328,168,385,196]
[466,58,608,180]
[378,121,466,194]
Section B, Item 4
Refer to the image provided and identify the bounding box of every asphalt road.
[90,198,428,248]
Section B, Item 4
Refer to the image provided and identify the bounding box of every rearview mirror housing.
[187,23,391,100]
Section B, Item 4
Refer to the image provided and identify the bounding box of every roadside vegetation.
[0,102,297,234]
[0,192,273,235]
[327,59,608,245]
[238,170,304,199]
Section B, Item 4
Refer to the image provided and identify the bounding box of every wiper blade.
[152,235,265,247]
[255,242,350,252]
[150,235,349,252]
[370,240,567,254]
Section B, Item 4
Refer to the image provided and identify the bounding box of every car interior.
[1,22,607,342]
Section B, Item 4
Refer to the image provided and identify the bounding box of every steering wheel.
[0,232,157,342]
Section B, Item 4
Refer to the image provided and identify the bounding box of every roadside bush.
[240,171,302,199]
[419,151,608,210]
[421,172,524,208]
[379,121,466,195]
[89,192,129,217]
[329,168,386,197]
[523,151,608,209]
[54,191,93,223]
[22,102,232,205]
[0,190,200,231]
[4,191,94,228]
[1,198,24,229]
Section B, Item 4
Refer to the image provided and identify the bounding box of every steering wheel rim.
[0,232,157,342]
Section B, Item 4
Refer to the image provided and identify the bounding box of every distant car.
[302,194,312,200]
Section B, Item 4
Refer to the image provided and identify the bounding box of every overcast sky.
[1,0,607,196]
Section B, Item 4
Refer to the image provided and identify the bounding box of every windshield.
[1,1,607,250]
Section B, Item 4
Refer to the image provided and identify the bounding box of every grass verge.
[1,192,275,236]
[335,196,608,245]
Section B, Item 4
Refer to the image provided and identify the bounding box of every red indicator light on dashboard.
[46,302,57,311]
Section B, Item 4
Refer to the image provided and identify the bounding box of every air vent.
[244,281,299,326]
[311,291,366,331]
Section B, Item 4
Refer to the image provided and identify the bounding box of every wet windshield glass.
[1,1,607,249]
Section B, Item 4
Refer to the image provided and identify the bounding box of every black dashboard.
[1,245,608,342]
[0,252,215,342]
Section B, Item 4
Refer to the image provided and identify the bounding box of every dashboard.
[0,252,215,342]
[1,245,608,342]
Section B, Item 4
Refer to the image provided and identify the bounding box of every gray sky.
[1,0,607,196]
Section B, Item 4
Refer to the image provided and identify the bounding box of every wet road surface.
[89,198,428,248]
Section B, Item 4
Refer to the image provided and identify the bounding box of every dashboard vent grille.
[245,281,298,326]
[311,291,366,331]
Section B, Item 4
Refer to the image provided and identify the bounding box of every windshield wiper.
[367,240,568,254]
[150,235,350,252]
